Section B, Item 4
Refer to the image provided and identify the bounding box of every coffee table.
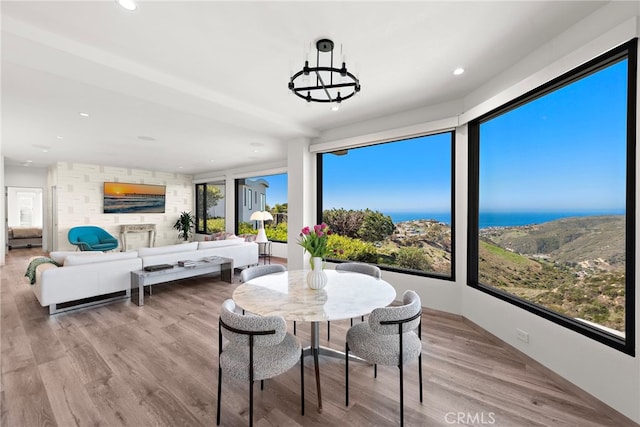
[131,256,233,306]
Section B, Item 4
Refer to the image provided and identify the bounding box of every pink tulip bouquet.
[298,223,332,259]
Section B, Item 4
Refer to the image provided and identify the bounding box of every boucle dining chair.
[239,264,287,316]
[240,264,286,283]
[328,262,382,340]
[217,299,304,427]
[345,290,423,427]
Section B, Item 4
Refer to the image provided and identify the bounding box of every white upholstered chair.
[240,264,286,283]
[328,262,382,340]
[345,290,423,427]
[217,299,303,426]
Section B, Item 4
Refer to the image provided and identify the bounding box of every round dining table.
[232,269,396,412]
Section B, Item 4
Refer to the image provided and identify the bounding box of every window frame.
[195,182,226,235]
[317,130,456,280]
[467,38,637,355]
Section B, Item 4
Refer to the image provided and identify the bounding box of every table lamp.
[249,211,273,243]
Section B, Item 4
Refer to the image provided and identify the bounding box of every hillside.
[480,215,625,272]
[384,219,452,274]
[478,215,626,332]
[378,215,626,332]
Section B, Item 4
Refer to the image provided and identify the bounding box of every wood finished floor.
[1,248,636,426]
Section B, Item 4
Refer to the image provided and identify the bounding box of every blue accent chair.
[68,226,119,251]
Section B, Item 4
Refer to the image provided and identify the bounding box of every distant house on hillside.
[237,178,269,222]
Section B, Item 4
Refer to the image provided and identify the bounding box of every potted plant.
[173,211,195,241]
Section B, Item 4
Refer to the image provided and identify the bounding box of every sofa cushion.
[64,251,139,266]
[49,251,99,264]
[198,238,245,250]
[137,242,198,257]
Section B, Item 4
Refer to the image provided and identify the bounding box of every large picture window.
[195,182,225,234]
[468,39,636,354]
[319,132,454,278]
[236,173,288,242]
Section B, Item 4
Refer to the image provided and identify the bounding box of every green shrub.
[238,222,254,235]
[326,234,378,263]
[358,209,395,242]
[324,208,394,243]
[323,208,365,238]
[266,222,288,242]
[206,217,225,233]
[396,247,432,271]
[238,221,288,242]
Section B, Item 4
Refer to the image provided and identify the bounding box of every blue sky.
[253,173,288,207]
[323,133,453,213]
[479,59,627,212]
[255,58,627,216]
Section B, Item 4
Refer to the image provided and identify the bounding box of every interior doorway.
[6,186,44,249]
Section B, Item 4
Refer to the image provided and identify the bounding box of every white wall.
[286,137,315,269]
[50,162,193,251]
[0,157,4,264]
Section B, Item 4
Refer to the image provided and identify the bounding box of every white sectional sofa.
[30,239,259,314]
[32,251,141,314]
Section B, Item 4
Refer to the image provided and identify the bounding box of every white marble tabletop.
[232,269,397,322]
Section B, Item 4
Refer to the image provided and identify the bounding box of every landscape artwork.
[103,182,166,214]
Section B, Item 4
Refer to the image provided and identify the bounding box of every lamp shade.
[250,211,273,221]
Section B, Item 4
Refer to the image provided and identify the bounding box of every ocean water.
[387,212,451,225]
[385,210,624,229]
[104,196,165,214]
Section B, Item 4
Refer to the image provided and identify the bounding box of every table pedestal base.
[301,321,367,413]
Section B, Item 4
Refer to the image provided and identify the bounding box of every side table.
[257,241,272,264]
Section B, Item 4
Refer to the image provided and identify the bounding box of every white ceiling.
[1,1,607,175]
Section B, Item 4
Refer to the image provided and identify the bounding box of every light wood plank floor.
[1,248,637,426]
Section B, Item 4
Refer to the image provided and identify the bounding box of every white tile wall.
[51,162,193,251]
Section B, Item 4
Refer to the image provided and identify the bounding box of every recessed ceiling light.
[56,136,64,140]
[116,0,137,11]
[79,112,89,117]
[453,68,465,76]
[26,160,33,163]
[331,104,340,112]
[42,149,49,153]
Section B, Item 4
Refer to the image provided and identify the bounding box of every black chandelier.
[288,39,361,104]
